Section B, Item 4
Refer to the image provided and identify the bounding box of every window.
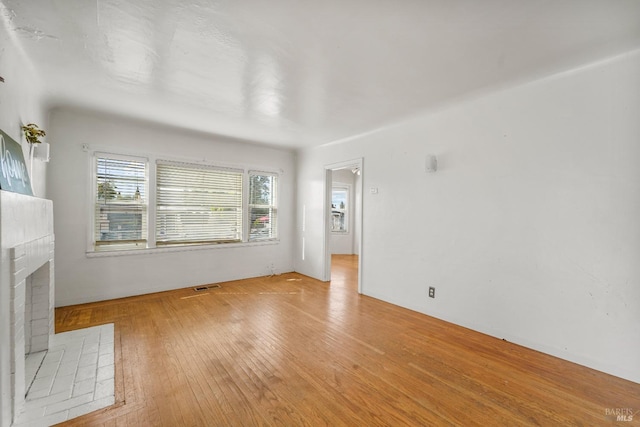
[90,153,279,252]
[249,172,278,241]
[94,154,148,250]
[331,186,348,232]
[156,161,243,245]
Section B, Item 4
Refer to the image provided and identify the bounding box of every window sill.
[86,239,279,258]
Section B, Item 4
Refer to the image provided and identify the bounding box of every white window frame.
[331,184,350,234]
[155,160,244,246]
[90,152,149,252]
[87,150,280,255]
[248,171,278,242]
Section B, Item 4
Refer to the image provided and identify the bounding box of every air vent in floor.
[194,284,221,291]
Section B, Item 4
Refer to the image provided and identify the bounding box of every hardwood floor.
[55,255,639,426]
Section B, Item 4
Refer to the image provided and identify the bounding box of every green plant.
[21,123,46,144]
[98,181,117,200]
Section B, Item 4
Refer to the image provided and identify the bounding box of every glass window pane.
[156,162,243,245]
[249,173,278,241]
[332,187,348,232]
[94,155,148,249]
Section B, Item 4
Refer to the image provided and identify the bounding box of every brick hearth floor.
[14,324,115,427]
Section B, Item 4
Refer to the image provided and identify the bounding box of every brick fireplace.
[1,191,54,427]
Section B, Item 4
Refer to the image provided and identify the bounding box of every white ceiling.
[2,0,640,149]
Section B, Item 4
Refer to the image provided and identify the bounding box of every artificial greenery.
[21,123,46,144]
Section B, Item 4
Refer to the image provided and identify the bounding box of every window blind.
[95,155,147,248]
[249,172,278,241]
[156,162,243,245]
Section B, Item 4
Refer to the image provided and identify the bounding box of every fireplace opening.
[23,263,52,396]
[8,240,54,421]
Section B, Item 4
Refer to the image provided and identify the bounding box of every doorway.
[323,159,363,293]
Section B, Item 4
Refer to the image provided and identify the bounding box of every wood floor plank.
[55,255,640,426]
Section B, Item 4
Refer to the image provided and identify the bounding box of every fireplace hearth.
[1,191,114,427]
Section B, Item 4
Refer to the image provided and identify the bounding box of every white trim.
[248,169,279,176]
[85,149,95,253]
[323,158,364,293]
[324,158,363,171]
[323,169,332,282]
[91,152,150,250]
[156,158,244,174]
[86,239,280,258]
[147,160,157,248]
[242,167,250,242]
[93,151,148,163]
[248,171,279,242]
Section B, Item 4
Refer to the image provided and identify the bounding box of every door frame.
[323,158,363,293]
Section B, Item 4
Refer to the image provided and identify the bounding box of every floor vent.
[194,284,221,291]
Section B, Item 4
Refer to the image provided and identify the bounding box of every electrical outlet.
[428,286,435,298]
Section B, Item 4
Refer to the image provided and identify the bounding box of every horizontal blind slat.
[95,155,148,246]
[156,162,243,244]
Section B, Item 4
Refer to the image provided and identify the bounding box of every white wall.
[0,28,48,427]
[48,108,295,306]
[295,50,640,384]
[330,169,356,255]
[0,32,47,197]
